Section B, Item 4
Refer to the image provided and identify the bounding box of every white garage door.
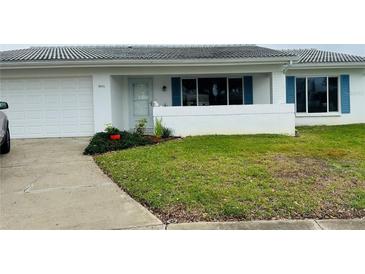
[0,77,94,138]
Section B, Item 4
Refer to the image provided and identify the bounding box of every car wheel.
[0,127,10,154]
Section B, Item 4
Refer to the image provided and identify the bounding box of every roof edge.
[288,62,365,69]
[0,56,298,69]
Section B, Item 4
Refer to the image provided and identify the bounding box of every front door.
[129,78,153,131]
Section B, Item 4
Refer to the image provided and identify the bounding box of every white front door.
[129,78,153,131]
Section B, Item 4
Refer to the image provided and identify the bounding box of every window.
[182,79,197,106]
[308,77,327,113]
[329,77,339,112]
[295,76,339,113]
[198,78,227,106]
[229,78,243,105]
[296,78,306,112]
[181,77,244,106]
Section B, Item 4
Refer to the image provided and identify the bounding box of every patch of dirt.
[154,204,209,224]
[153,204,365,223]
[270,155,330,180]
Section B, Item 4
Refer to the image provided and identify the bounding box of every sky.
[0,44,364,56]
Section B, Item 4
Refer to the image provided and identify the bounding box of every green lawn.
[95,124,365,223]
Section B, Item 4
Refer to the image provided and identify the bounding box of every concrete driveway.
[0,138,163,229]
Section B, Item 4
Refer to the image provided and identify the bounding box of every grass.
[95,124,365,223]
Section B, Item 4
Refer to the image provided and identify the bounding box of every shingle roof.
[0,45,295,62]
[1,46,364,65]
[283,48,365,64]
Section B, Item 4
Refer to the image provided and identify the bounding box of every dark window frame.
[180,77,244,106]
[182,78,198,107]
[295,76,340,114]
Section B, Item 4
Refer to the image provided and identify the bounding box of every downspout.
[282,60,293,74]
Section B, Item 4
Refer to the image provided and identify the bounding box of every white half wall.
[153,104,295,137]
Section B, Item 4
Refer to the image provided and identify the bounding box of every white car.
[0,101,10,154]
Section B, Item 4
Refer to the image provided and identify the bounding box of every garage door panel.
[2,94,26,105]
[42,79,60,89]
[10,127,26,136]
[44,110,61,120]
[80,108,93,117]
[26,79,43,90]
[2,79,26,90]
[78,78,93,89]
[62,125,79,133]
[63,109,79,119]
[45,94,61,105]
[27,110,43,120]
[79,124,94,133]
[60,78,78,89]
[25,126,43,135]
[44,125,61,134]
[1,77,94,138]
[79,95,93,107]
[7,111,26,120]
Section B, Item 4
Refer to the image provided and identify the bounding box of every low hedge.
[83,131,153,155]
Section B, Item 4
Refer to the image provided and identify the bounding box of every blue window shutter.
[286,76,295,104]
[340,75,350,113]
[171,77,181,106]
[244,76,253,104]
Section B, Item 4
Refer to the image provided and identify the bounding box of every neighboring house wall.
[287,68,365,126]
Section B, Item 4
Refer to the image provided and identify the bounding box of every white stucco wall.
[153,75,172,107]
[92,73,112,132]
[110,76,126,130]
[253,74,271,104]
[271,71,286,104]
[154,104,295,136]
[287,68,365,126]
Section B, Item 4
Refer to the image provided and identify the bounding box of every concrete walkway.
[0,138,163,229]
[166,219,365,230]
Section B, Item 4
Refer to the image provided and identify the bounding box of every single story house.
[0,45,364,138]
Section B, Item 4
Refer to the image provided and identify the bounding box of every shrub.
[162,127,172,138]
[84,131,153,155]
[135,118,147,136]
[154,118,164,138]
